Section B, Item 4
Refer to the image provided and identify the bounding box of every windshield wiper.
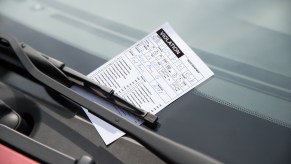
[0,33,220,164]
[0,37,157,124]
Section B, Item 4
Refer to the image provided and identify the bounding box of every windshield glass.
[0,0,290,128]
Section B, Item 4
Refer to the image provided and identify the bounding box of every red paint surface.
[0,144,39,164]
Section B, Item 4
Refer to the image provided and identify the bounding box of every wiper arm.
[0,37,157,124]
[0,33,220,164]
[21,43,158,124]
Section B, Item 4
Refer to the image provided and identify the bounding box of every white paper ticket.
[78,23,214,145]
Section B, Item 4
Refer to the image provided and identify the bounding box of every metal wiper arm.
[0,39,158,124]
[0,33,220,164]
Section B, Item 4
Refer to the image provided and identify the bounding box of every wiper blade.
[21,43,158,124]
[0,33,220,164]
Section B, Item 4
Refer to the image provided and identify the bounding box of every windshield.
[0,0,290,128]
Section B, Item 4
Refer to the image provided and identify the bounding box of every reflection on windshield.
[0,0,290,128]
